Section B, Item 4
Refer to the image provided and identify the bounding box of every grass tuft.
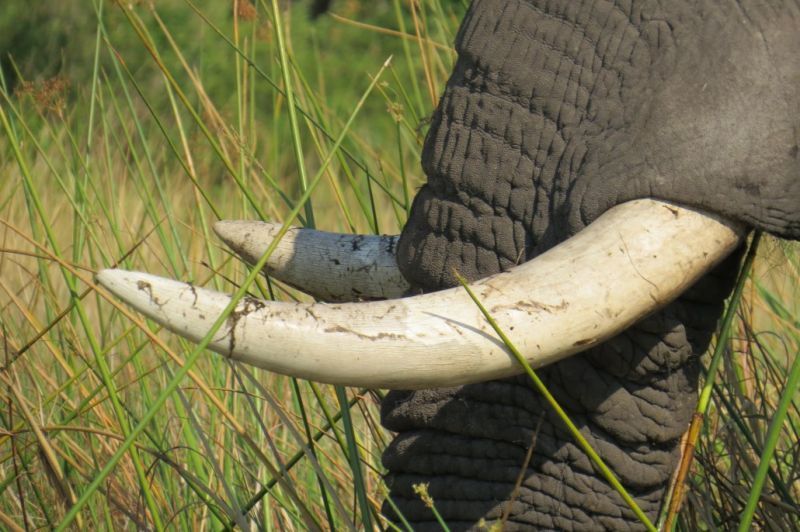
[0,1,797,530]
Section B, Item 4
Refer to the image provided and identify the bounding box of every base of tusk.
[214,221,410,302]
[99,199,745,389]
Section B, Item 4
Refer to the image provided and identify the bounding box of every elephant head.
[98,0,800,529]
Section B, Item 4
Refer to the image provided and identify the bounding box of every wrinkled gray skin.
[380,1,800,529]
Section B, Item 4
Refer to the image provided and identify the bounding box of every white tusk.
[213,221,410,302]
[97,199,745,389]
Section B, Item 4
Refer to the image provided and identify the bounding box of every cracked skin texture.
[383,1,800,530]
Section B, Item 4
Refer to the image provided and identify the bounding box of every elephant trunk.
[383,0,759,528]
[380,251,742,529]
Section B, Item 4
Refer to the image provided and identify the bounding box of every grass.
[456,271,657,531]
[0,1,798,530]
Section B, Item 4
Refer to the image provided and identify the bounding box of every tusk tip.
[95,268,146,292]
[213,219,282,250]
[212,219,244,242]
[95,268,142,306]
[95,269,182,311]
[95,268,123,288]
[211,220,229,236]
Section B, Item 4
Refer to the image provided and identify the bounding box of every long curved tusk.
[97,199,745,389]
[213,221,410,302]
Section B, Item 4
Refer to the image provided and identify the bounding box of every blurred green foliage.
[2,0,463,154]
[3,2,455,104]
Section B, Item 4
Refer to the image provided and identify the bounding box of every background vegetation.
[0,1,797,530]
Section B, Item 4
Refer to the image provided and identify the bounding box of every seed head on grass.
[412,482,451,530]
[387,101,404,123]
[14,76,71,118]
[236,0,257,21]
[412,482,434,508]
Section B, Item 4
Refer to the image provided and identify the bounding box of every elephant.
[98,0,800,529]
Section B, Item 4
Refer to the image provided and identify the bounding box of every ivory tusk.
[97,199,745,389]
[213,221,410,302]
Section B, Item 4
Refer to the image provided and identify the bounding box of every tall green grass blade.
[118,5,265,221]
[182,0,400,212]
[55,54,390,531]
[290,378,338,529]
[1,98,166,531]
[738,315,800,530]
[237,369,352,527]
[335,386,372,531]
[660,232,762,530]
[104,36,222,221]
[171,368,249,530]
[455,272,657,532]
[392,0,426,119]
[698,234,762,413]
[219,387,366,531]
[268,0,315,229]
